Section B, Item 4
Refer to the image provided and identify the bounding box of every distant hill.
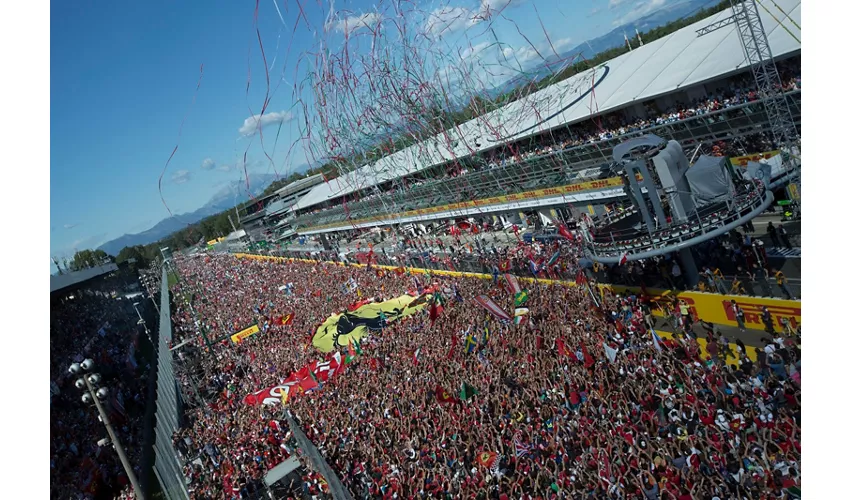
[98,173,279,256]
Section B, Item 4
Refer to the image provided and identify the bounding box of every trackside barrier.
[230,253,801,330]
[284,411,354,500]
[152,265,190,500]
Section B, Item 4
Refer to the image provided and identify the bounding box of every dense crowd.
[50,269,152,500]
[171,247,801,499]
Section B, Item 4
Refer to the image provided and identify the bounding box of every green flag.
[459,382,478,401]
[514,290,528,307]
[352,338,362,355]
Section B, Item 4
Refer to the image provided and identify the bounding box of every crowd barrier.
[230,252,801,331]
[152,265,190,500]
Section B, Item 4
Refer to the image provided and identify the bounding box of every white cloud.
[63,223,78,229]
[238,110,294,136]
[608,0,629,8]
[201,158,216,170]
[331,12,382,35]
[504,37,572,64]
[171,169,191,184]
[477,0,520,19]
[218,157,260,173]
[612,0,669,26]
[460,41,498,61]
[424,6,475,36]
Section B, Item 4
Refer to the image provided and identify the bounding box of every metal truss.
[698,0,799,151]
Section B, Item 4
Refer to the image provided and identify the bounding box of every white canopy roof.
[291,0,800,213]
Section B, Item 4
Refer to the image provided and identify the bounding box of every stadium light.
[68,359,145,500]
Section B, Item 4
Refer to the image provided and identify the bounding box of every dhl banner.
[231,253,800,330]
[729,150,781,167]
[230,324,260,344]
[305,176,625,232]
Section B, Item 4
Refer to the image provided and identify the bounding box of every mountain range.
[98,173,281,256]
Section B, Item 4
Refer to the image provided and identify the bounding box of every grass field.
[166,271,178,288]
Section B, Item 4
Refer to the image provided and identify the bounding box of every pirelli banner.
[607,285,801,330]
[230,324,261,345]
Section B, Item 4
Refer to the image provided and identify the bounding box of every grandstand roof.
[50,263,119,294]
[290,0,800,214]
[274,174,324,198]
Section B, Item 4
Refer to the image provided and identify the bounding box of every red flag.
[394,267,405,276]
[281,313,294,326]
[557,223,575,241]
[312,289,323,298]
[429,301,443,324]
[436,384,459,405]
[619,252,629,266]
[556,338,568,358]
[447,334,458,359]
[580,341,595,369]
[575,270,587,286]
[297,374,319,393]
[477,451,497,469]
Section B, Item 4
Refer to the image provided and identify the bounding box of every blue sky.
[50,0,679,270]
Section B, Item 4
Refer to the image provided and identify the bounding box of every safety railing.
[248,241,800,299]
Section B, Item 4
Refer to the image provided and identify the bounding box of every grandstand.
[278,0,800,238]
[238,173,325,240]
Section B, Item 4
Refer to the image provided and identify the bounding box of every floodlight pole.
[84,377,145,500]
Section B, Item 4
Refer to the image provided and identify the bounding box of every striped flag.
[504,274,521,295]
[651,328,664,352]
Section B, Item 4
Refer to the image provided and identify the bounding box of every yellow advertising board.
[305,176,625,232]
[231,253,801,330]
[606,284,801,330]
[728,150,781,167]
[230,324,260,344]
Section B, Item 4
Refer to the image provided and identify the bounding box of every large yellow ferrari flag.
[312,294,431,352]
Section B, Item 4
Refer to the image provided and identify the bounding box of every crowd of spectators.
[50,268,153,499]
[170,243,801,499]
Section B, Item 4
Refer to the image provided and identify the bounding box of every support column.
[678,248,700,289]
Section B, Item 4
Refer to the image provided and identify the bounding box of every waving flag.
[514,438,531,458]
[504,274,521,295]
[474,295,512,321]
[651,327,664,352]
[477,451,497,469]
[464,332,478,354]
[459,382,479,401]
[514,290,529,307]
[436,385,459,405]
[547,250,561,268]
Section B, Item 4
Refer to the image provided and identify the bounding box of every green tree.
[70,249,111,271]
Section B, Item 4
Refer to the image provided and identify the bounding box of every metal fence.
[152,265,190,500]
[262,246,801,299]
